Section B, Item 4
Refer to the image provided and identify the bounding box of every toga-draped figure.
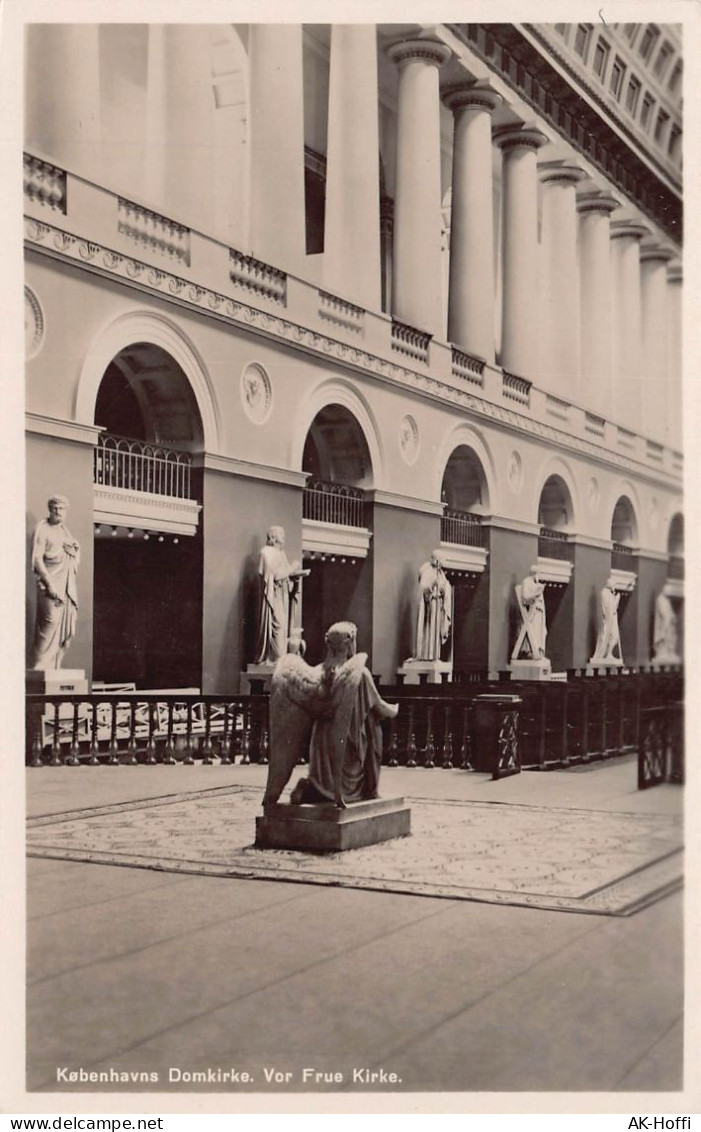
[254,525,306,664]
[512,567,547,661]
[30,495,80,670]
[413,552,452,662]
[653,590,679,663]
[592,582,622,663]
[263,621,398,809]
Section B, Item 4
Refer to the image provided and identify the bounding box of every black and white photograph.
[3,0,699,1119]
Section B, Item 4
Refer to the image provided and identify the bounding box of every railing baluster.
[183,702,195,764]
[50,701,62,766]
[460,704,473,769]
[406,704,417,767]
[125,700,139,764]
[220,703,233,765]
[442,703,454,768]
[144,701,158,765]
[386,716,399,766]
[108,701,120,765]
[66,700,81,765]
[241,702,251,765]
[163,701,176,764]
[424,705,435,768]
[29,700,45,767]
[202,701,214,765]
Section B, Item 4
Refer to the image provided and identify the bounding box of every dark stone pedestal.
[255,796,411,852]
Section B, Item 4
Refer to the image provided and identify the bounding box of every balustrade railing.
[502,372,531,406]
[24,153,67,213]
[390,319,431,364]
[229,249,287,305]
[440,509,486,548]
[538,527,573,562]
[611,542,636,571]
[584,412,606,439]
[94,434,193,499]
[117,199,190,265]
[638,701,684,788]
[318,290,365,332]
[303,480,367,528]
[451,346,485,386]
[26,693,270,768]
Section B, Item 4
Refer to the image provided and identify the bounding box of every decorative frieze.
[24,216,683,485]
[24,154,67,214]
[117,199,190,266]
[229,249,287,305]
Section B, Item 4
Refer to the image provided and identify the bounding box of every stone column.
[494,126,548,378]
[25,25,102,179]
[323,26,382,309]
[577,191,619,418]
[538,162,586,393]
[248,25,306,273]
[666,262,683,452]
[610,218,649,430]
[144,26,214,229]
[640,245,676,444]
[387,38,451,337]
[443,84,502,364]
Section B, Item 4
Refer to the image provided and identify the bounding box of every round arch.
[75,310,222,452]
[434,423,498,513]
[667,511,684,556]
[290,378,383,489]
[607,485,641,546]
[530,456,580,531]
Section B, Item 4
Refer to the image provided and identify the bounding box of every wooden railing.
[538,527,573,561]
[638,702,684,788]
[440,509,486,547]
[94,434,193,499]
[303,480,366,528]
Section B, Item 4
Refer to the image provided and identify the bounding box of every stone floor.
[20,758,693,1111]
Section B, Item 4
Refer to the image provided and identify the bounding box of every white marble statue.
[253,525,308,665]
[412,551,452,662]
[263,621,398,810]
[511,566,547,661]
[591,581,623,665]
[30,495,80,671]
[653,589,680,664]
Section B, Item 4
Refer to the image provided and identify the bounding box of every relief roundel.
[507,450,523,494]
[399,415,419,465]
[25,286,45,359]
[240,362,272,424]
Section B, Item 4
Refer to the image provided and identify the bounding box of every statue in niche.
[30,495,80,670]
[591,581,623,664]
[253,525,309,665]
[653,589,680,664]
[263,621,398,810]
[511,567,547,661]
[411,551,452,662]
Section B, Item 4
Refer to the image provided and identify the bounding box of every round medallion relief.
[507,450,523,494]
[399,415,419,465]
[25,286,45,359]
[240,362,272,424]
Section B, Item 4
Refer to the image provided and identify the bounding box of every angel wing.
[262,654,327,807]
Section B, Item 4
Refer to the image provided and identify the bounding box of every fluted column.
[25,25,102,179]
[144,26,214,228]
[666,262,683,451]
[610,218,649,430]
[577,191,619,417]
[640,244,675,443]
[443,84,502,364]
[494,125,548,377]
[324,26,381,308]
[248,25,306,273]
[538,162,586,393]
[387,38,451,336]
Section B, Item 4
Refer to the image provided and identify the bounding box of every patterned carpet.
[26,786,683,916]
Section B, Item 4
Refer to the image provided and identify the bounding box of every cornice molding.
[369,490,445,516]
[482,516,541,537]
[25,411,103,447]
[25,218,683,490]
[196,452,308,488]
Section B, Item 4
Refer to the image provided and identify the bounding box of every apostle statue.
[263,621,398,810]
[30,495,80,671]
[653,589,680,664]
[511,567,547,661]
[253,525,308,665]
[413,551,452,662]
[591,581,623,665]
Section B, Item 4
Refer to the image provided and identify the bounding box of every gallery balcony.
[93,433,201,536]
[302,479,371,561]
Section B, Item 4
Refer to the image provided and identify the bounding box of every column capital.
[610,219,650,242]
[538,160,587,187]
[576,190,620,216]
[386,37,451,69]
[442,81,502,115]
[667,262,683,284]
[640,243,676,265]
[494,124,548,153]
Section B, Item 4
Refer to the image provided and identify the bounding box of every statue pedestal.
[255,796,411,852]
[651,655,681,669]
[26,669,88,694]
[241,664,276,694]
[508,658,551,682]
[397,660,452,685]
[586,656,624,675]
